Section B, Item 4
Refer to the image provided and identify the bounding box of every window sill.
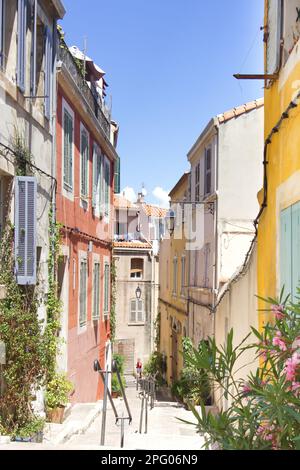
[128,322,145,327]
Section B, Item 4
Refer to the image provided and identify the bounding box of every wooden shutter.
[292,202,300,301]
[79,260,87,327]
[0,0,3,67]
[44,26,53,119]
[64,110,73,189]
[280,207,292,298]
[266,0,282,74]
[205,148,212,195]
[81,129,88,197]
[130,300,136,323]
[92,144,98,208]
[114,156,120,194]
[104,264,110,314]
[17,0,27,92]
[93,262,100,319]
[15,176,37,285]
[105,158,110,216]
[137,300,143,322]
[30,0,37,95]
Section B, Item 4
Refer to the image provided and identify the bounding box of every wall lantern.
[165,209,175,235]
[135,286,142,300]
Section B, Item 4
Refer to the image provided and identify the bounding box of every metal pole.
[100,354,109,446]
[99,371,118,420]
[115,366,132,423]
[139,394,145,434]
[120,413,125,449]
[145,392,148,434]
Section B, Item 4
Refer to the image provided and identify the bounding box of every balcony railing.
[58,43,111,139]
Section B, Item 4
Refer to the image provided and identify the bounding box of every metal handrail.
[93,359,132,448]
[138,375,157,434]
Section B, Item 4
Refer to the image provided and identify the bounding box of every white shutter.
[30,0,37,95]
[92,144,97,208]
[130,300,136,323]
[17,0,27,92]
[15,176,37,285]
[0,0,4,67]
[44,26,53,119]
[266,0,282,74]
[137,300,143,322]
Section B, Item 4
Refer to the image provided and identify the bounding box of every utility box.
[0,285,7,300]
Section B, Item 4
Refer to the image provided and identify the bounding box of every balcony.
[58,42,111,139]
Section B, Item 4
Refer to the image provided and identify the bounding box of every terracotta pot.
[47,406,65,424]
[111,391,119,398]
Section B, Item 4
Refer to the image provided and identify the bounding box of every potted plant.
[111,373,121,398]
[13,417,45,443]
[45,373,73,424]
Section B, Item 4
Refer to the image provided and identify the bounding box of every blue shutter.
[0,0,4,67]
[292,202,300,301]
[280,207,292,298]
[15,176,37,285]
[17,0,27,92]
[44,26,53,119]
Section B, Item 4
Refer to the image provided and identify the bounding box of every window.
[114,155,120,194]
[104,157,111,217]
[130,258,143,279]
[181,256,186,296]
[17,0,27,92]
[205,148,212,196]
[92,143,103,214]
[103,263,110,316]
[0,0,4,68]
[63,107,73,190]
[80,126,89,198]
[280,202,300,302]
[130,299,144,323]
[79,258,87,327]
[282,0,300,65]
[14,177,37,285]
[173,257,178,295]
[195,163,200,202]
[44,25,53,119]
[92,262,100,320]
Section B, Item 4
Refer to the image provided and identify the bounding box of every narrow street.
[68,376,203,450]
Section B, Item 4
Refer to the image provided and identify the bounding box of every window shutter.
[79,260,87,327]
[81,130,88,197]
[280,207,292,298]
[92,144,98,208]
[17,0,27,92]
[130,300,136,323]
[266,0,282,74]
[0,0,4,67]
[104,264,110,314]
[292,202,300,301]
[30,0,37,95]
[105,158,110,216]
[15,176,37,285]
[205,148,212,195]
[44,26,53,119]
[137,300,143,322]
[64,110,73,189]
[93,262,100,319]
[114,156,120,194]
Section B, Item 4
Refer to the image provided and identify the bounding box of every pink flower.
[292,337,300,349]
[291,382,300,394]
[272,331,288,352]
[284,352,300,382]
[242,383,251,395]
[271,304,286,320]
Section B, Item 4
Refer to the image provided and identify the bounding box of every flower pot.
[47,406,65,424]
[111,391,119,398]
[14,431,43,443]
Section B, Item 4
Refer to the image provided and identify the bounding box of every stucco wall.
[214,245,259,410]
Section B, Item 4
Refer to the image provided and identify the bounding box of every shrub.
[45,373,73,410]
[144,352,165,385]
[183,288,300,450]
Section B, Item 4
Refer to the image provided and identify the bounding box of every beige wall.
[214,245,259,410]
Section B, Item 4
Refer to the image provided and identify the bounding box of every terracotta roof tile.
[114,195,137,210]
[217,98,264,125]
[142,204,168,218]
[113,241,152,249]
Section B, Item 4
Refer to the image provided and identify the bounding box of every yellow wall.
[159,175,189,384]
[258,8,300,327]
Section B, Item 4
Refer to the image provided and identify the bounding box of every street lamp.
[165,209,175,236]
[135,286,142,300]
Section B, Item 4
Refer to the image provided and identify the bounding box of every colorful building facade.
[257,0,300,324]
[56,36,119,403]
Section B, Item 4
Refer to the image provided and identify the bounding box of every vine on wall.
[110,259,117,343]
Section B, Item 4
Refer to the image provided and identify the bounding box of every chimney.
[137,192,144,203]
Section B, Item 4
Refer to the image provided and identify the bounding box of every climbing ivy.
[110,259,117,343]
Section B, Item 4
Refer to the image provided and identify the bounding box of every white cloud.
[121,187,137,203]
[152,187,170,208]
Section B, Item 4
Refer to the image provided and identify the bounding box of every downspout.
[212,122,219,340]
[51,20,58,278]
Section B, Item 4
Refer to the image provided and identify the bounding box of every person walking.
[136,358,142,379]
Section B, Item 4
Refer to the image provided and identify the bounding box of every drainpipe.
[51,20,58,276]
[212,126,219,339]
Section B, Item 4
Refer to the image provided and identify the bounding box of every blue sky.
[61,0,264,206]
